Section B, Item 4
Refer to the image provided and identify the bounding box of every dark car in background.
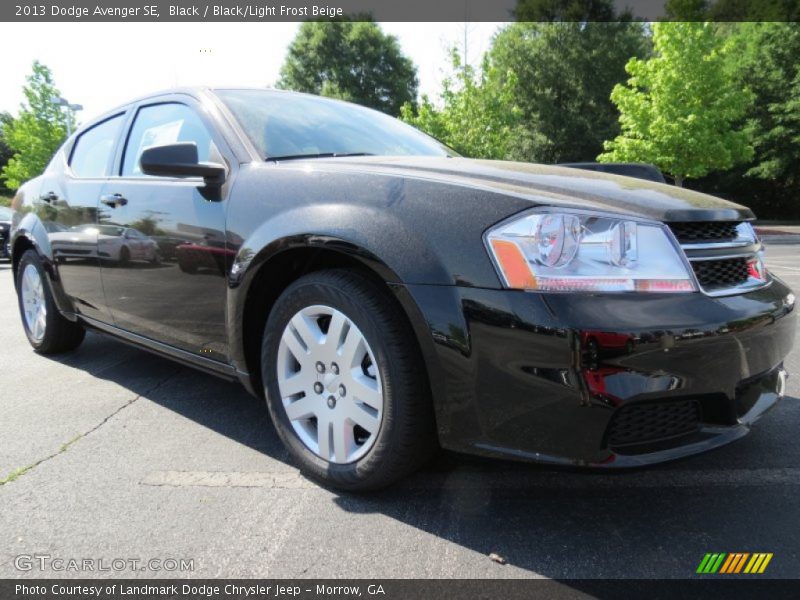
[0,205,12,259]
[8,88,796,490]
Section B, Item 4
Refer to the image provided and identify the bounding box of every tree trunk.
[674,175,684,187]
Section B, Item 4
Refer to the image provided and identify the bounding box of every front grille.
[607,399,701,449]
[668,221,740,244]
[666,219,765,296]
[691,257,749,289]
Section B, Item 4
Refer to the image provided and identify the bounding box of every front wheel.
[16,249,85,354]
[118,246,130,266]
[262,270,436,491]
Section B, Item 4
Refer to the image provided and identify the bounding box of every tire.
[118,246,130,266]
[262,269,436,491]
[16,249,85,354]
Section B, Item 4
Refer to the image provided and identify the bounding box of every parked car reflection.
[175,237,235,275]
[582,366,683,406]
[51,224,160,265]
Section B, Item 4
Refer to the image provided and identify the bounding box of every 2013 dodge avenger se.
[9,88,796,490]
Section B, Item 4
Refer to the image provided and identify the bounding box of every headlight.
[485,210,697,293]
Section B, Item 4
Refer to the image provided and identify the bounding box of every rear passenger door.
[38,113,126,323]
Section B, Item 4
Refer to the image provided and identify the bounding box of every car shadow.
[44,330,287,460]
[38,329,800,578]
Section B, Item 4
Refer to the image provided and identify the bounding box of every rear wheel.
[261,270,436,491]
[16,250,85,354]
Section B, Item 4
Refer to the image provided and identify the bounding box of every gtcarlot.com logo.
[14,554,194,573]
[696,552,773,574]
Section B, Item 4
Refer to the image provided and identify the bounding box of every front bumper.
[403,276,796,467]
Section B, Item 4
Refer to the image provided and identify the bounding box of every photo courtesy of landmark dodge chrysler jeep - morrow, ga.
[8,88,796,490]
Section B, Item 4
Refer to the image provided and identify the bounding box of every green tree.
[400,51,520,159]
[278,20,418,116]
[0,112,15,197]
[664,0,710,20]
[490,19,649,163]
[600,22,753,186]
[666,0,800,21]
[1,61,74,190]
[728,23,800,188]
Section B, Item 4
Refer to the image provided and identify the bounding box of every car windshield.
[0,206,12,220]
[214,89,454,160]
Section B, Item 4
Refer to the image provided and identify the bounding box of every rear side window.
[121,103,218,177]
[69,114,124,178]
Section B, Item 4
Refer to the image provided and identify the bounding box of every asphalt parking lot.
[1,244,798,580]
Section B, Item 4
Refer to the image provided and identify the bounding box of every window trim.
[116,99,230,182]
[66,112,127,179]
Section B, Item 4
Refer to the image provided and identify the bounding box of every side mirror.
[139,143,226,185]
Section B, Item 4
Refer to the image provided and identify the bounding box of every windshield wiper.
[266,152,374,162]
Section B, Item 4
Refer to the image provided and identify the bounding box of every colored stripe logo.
[697,553,773,574]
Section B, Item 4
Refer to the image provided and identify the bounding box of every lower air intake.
[607,399,702,450]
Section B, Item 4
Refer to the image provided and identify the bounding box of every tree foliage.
[1,61,74,191]
[400,51,520,159]
[490,19,649,163]
[665,0,800,21]
[727,23,800,188]
[0,112,15,197]
[278,19,418,116]
[664,0,711,20]
[600,22,753,186]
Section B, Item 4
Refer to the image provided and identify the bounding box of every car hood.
[303,156,753,222]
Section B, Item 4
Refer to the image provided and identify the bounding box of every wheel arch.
[11,232,36,285]
[228,235,445,421]
[11,217,78,319]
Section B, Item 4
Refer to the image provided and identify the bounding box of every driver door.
[98,98,232,361]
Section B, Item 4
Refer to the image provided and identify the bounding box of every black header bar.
[2,0,799,23]
[4,579,800,600]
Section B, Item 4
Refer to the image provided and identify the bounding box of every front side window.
[70,114,125,178]
[122,103,218,177]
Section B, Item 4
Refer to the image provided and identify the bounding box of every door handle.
[40,191,58,203]
[100,193,127,208]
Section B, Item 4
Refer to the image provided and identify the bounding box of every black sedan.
[9,88,796,490]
